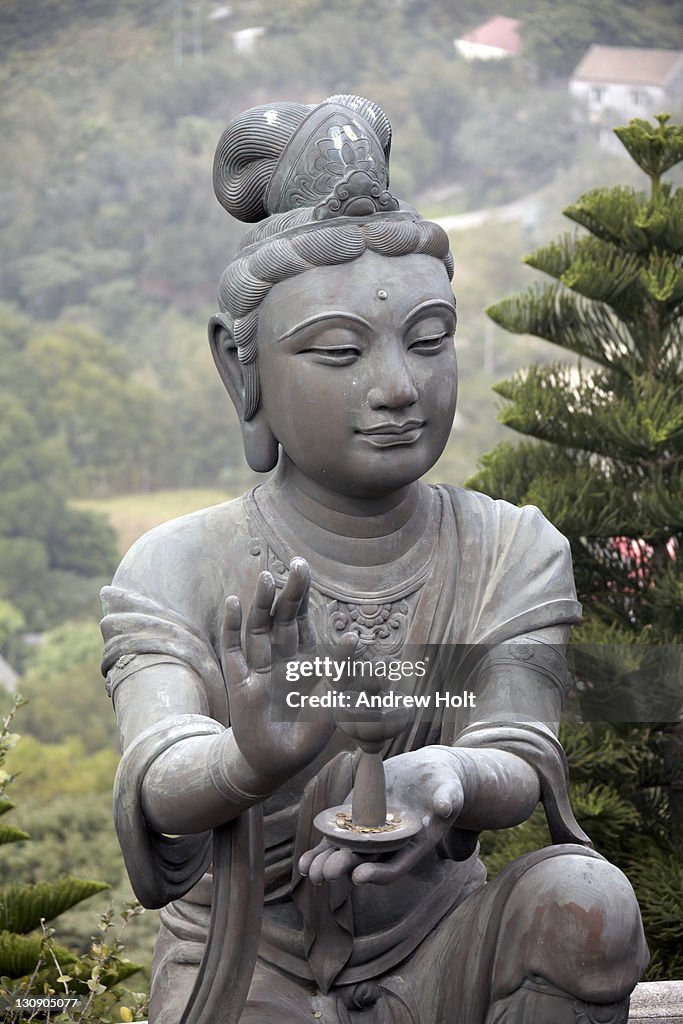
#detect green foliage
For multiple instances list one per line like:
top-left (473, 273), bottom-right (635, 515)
top-left (473, 115), bottom-right (683, 641)
top-left (615, 115), bottom-right (683, 183)
top-left (496, 366), bottom-right (683, 466)
top-left (0, 602), bottom-right (25, 653)
top-left (0, 929), bottom-right (77, 980)
top-left (0, 308), bottom-right (122, 630)
top-left (470, 116), bottom-right (683, 979)
top-left (0, 880), bottom-right (111, 936)
top-left (0, 825), bottom-right (31, 846)
top-left (12, 622), bottom-right (118, 754)
top-left (0, 907), bottom-right (149, 1023)
top-left (7, 738), bottom-right (118, 805)
top-left (0, 774), bottom-right (29, 845)
top-left (0, 698), bottom-right (145, 1016)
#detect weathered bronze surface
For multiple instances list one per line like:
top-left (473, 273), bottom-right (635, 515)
top-left (101, 96), bottom-right (649, 1023)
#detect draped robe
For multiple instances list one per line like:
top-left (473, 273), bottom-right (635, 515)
top-left (101, 484), bottom-right (588, 1023)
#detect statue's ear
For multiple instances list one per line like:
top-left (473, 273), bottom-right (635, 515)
top-left (208, 313), bottom-right (243, 416)
top-left (208, 313), bottom-right (278, 473)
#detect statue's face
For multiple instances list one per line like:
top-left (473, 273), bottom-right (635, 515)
top-left (256, 250), bottom-right (457, 498)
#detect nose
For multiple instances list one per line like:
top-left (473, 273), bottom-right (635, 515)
top-left (367, 351), bottom-right (419, 410)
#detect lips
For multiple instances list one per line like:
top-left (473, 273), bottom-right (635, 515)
top-left (356, 420), bottom-right (425, 447)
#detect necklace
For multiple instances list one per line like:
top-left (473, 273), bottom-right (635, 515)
top-left (242, 487), bottom-right (444, 658)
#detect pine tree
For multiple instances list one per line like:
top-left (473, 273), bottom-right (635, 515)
top-left (468, 115), bottom-right (683, 980)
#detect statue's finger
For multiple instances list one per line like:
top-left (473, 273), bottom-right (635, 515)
top-left (245, 571), bottom-right (276, 671)
top-left (307, 847), bottom-right (337, 886)
top-left (335, 632), bottom-right (360, 676)
top-left (272, 558), bottom-right (310, 648)
top-left (321, 849), bottom-right (363, 881)
top-left (351, 837), bottom-right (425, 886)
top-left (298, 839), bottom-right (332, 877)
top-left (221, 597), bottom-right (249, 689)
top-left (432, 782), bottom-right (463, 820)
top-left (222, 596), bottom-right (242, 652)
top-left (296, 585), bottom-right (317, 655)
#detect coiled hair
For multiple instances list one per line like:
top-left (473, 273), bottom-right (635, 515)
top-left (213, 97), bottom-right (454, 420)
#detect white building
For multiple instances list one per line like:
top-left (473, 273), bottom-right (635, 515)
top-left (570, 45), bottom-right (683, 125)
top-left (454, 16), bottom-right (522, 62)
top-left (231, 26), bottom-right (265, 54)
top-left (0, 654), bottom-right (18, 695)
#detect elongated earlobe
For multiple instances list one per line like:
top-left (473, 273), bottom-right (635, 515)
top-left (208, 313), bottom-right (279, 472)
top-left (242, 417), bottom-right (279, 472)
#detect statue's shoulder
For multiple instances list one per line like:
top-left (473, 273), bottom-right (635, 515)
top-left (437, 483), bottom-right (571, 556)
top-left (122, 493), bottom-right (247, 558)
top-left (434, 485), bottom-right (580, 632)
top-left (110, 493), bottom-right (250, 600)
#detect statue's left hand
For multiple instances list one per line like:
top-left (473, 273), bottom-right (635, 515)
top-left (298, 747), bottom-right (468, 885)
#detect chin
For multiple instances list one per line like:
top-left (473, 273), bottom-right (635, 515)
top-left (333, 456), bottom-right (440, 498)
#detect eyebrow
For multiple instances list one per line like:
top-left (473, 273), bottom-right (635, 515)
top-left (405, 298), bottom-right (456, 323)
top-left (278, 311), bottom-right (372, 341)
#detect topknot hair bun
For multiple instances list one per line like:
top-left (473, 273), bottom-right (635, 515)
top-left (324, 95), bottom-right (392, 162)
top-left (213, 101), bottom-right (311, 223)
top-left (213, 95), bottom-right (394, 224)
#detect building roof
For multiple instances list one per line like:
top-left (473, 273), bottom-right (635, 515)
top-left (572, 45), bottom-right (683, 87)
top-left (457, 16), bottom-right (522, 54)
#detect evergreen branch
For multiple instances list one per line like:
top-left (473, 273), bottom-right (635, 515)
top-left (0, 929), bottom-right (76, 982)
top-left (642, 464), bottom-right (683, 532)
top-left (0, 798), bottom-right (15, 817)
top-left (659, 315), bottom-right (683, 375)
top-left (564, 186), bottom-right (650, 252)
top-left (565, 179), bottom-right (683, 256)
top-left (487, 284), bottom-right (637, 372)
top-left (635, 184), bottom-right (683, 254)
top-left (614, 115), bottom-right (683, 182)
top-left (560, 236), bottom-right (643, 311)
top-left (640, 251), bottom-right (683, 305)
top-left (627, 846), bottom-right (683, 944)
top-left (569, 781), bottom-right (641, 833)
top-left (467, 440), bottom-right (559, 507)
top-left (525, 234), bottom-right (645, 322)
top-left (0, 879), bottom-right (110, 935)
top-left (0, 823), bottom-right (30, 845)
top-left (524, 233), bottom-right (576, 280)
top-left (469, 440), bottom-right (637, 536)
top-left (495, 365), bottom-right (683, 462)
top-left (560, 723), bottom-right (648, 783)
top-left (524, 465), bottom-right (638, 538)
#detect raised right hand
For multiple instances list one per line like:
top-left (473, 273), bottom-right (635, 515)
top-left (221, 557), bottom-right (357, 787)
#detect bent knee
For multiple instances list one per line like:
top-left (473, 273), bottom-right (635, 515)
top-left (491, 849), bottom-right (648, 1003)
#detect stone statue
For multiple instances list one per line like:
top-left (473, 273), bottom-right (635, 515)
top-left (101, 95), bottom-right (648, 1024)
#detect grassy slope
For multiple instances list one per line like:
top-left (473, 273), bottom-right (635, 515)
top-left (73, 488), bottom-right (235, 556)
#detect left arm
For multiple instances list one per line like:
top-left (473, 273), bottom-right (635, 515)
top-left (300, 627), bottom-right (580, 885)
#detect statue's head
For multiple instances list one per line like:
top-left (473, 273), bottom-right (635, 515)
top-left (209, 95), bottom-right (457, 498)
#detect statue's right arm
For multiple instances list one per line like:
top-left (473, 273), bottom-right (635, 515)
top-left (107, 555), bottom-right (347, 838)
top-left (114, 661), bottom-right (274, 836)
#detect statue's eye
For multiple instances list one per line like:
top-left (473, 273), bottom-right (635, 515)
top-left (302, 346), bottom-right (360, 365)
top-left (408, 334), bottom-right (447, 352)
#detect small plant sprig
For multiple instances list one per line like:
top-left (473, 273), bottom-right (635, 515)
top-left (0, 693), bottom-right (27, 798)
top-left (55, 901), bottom-right (148, 1023)
top-left (1, 903), bottom-right (148, 1023)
